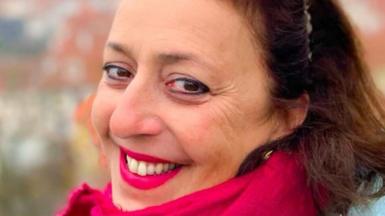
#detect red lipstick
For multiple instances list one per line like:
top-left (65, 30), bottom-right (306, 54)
top-left (121, 147), bottom-right (171, 163)
top-left (119, 147), bottom-right (182, 190)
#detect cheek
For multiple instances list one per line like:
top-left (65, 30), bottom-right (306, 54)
top-left (167, 104), bottom-right (243, 166)
top-left (91, 88), bottom-right (119, 149)
top-left (170, 94), bottom-right (273, 169)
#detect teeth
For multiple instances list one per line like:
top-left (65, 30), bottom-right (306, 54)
top-left (163, 164), bottom-right (169, 172)
top-left (147, 163), bottom-right (155, 175)
top-left (125, 155), bottom-right (178, 176)
top-left (137, 162), bottom-right (147, 176)
top-left (129, 158), bottom-right (138, 173)
top-left (155, 163), bottom-right (163, 175)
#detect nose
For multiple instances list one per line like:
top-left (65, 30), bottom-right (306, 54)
top-left (109, 76), bottom-right (165, 139)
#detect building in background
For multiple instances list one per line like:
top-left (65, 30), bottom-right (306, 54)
top-left (0, 1), bottom-right (116, 215)
top-left (0, 0), bottom-right (384, 216)
top-left (41, 1), bottom-right (112, 90)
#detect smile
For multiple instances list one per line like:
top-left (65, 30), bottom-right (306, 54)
top-left (119, 147), bottom-right (182, 190)
top-left (125, 155), bottom-right (178, 176)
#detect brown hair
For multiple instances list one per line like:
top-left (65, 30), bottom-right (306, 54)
top-left (230, 0), bottom-right (385, 214)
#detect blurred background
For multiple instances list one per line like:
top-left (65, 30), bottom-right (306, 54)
top-left (0, 0), bottom-right (384, 215)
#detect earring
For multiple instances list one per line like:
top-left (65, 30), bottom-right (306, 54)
top-left (263, 150), bottom-right (274, 160)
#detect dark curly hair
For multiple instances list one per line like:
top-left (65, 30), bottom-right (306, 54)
top-left (230, 0), bottom-right (385, 214)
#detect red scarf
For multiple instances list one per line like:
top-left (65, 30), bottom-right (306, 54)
top-left (57, 151), bottom-right (317, 216)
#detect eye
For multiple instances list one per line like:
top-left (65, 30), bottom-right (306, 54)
top-left (103, 64), bottom-right (133, 82)
top-left (165, 77), bottom-right (209, 95)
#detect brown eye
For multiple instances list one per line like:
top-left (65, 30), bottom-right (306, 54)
top-left (166, 78), bottom-right (209, 95)
top-left (103, 64), bottom-right (133, 81)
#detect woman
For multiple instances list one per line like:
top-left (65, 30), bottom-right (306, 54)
top-left (58, 0), bottom-right (385, 215)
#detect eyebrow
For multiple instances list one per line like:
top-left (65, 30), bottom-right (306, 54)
top-left (106, 42), bottom-right (217, 72)
top-left (107, 42), bottom-right (134, 58)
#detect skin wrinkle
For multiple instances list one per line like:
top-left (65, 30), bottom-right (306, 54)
top-left (90, 0), bottom-right (385, 214)
top-left (107, 41), bottom-right (225, 84)
top-left (92, 0), bottom-right (306, 211)
top-left (112, 0), bottom-right (229, 70)
top-left (106, 39), bottom-right (227, 91)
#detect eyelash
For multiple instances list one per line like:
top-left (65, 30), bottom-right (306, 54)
top-left (165, 77), bottom-right (209, 95)
top-left (102, 64), bottom-right (210, 99)
top-left (103, 64), bottom-right (134, 82)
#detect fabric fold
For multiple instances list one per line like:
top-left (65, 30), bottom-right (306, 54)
top-left (57, 151), bottom-right (316, 216)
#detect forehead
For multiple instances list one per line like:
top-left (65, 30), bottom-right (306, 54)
top-left (109, 0), bottom-right (258, 64)
top-left (113, 0), bottom-right (243, 35)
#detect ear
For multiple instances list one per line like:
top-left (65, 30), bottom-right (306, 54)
top-left (286, 93), bottom-right (309, 130)
top-left (272, 93), bottom-right (309, 139)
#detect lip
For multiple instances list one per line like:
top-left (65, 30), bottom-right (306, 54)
top-left (120, 147), bottom-right (172, 163)
top-left (119, 148), bottom-right (182, 190)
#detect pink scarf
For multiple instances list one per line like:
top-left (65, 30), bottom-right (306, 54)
top-left (57, 151), bottom-right (317, 216)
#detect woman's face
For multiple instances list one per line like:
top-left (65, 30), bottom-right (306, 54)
top-left (92, 0), bottom-right (287, 211)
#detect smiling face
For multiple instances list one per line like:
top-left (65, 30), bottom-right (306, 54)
top-left (92, 0), bottom-right (289, 211)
